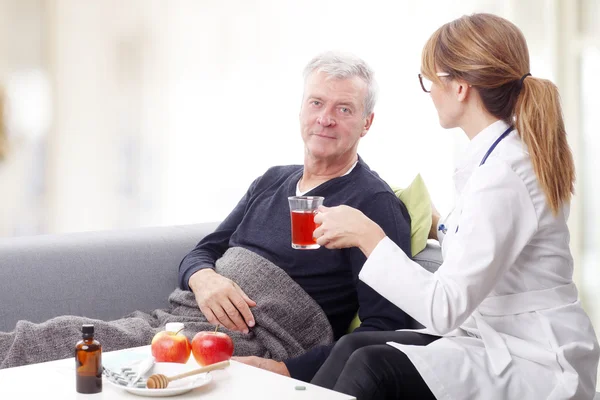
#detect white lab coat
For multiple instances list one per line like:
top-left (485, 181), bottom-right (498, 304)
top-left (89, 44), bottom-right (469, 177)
top-left (359, 120), bottom-right (599, 399)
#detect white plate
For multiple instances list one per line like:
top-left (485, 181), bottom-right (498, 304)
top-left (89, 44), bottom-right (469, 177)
top-left (105, 362), bottom-right (213, 397)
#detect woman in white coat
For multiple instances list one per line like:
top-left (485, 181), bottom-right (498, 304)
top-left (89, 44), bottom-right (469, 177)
top-left (310, 13), bottom-right (599, 400)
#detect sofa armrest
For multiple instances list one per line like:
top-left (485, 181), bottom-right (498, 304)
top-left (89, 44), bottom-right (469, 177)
top-left (0, 223), bottom-right (218, 332)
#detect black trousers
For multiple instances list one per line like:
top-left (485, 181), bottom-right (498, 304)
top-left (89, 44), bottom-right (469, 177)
top-left (311, 331), bottom-right (440, 400)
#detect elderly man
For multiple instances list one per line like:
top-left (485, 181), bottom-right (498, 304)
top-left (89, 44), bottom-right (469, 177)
top-left (179, 51), bottom-right (413, 381)
top-left (0, 52), bottom-right (411, 382)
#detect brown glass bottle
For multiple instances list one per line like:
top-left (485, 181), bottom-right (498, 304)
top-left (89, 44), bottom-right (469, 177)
top-left (75, 324), bottom-right (102, 394)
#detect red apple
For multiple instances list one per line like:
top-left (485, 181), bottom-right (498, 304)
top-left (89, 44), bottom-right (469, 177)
top-left (151, 329), bottom-right (191, 364)
top-left (191, 331), bottom-right (234, 366)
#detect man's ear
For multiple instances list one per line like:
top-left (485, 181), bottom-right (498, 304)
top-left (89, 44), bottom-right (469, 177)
top-left (455, 80), bottom-right (471, 103)
top-left (361, 113), bottom-right (375, 137)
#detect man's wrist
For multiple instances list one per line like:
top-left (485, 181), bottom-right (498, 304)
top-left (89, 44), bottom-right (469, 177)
top-left (188, 267), bottom-right (216, 291)
top-left (274, 361), bottom-right (291, 377)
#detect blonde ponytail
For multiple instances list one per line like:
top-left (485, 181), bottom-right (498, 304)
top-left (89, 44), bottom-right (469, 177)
top-left (515, 77), bottom-right (575, 214)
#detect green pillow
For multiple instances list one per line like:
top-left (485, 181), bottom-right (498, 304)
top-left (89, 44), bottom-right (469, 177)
top-left (348, 313), bottom-right (361, 333)
top-left (391, 174), bottom-right (432, 257)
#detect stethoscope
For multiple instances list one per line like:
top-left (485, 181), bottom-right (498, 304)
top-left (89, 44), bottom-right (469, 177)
top-left (438, 126), bottom-right (514, 236)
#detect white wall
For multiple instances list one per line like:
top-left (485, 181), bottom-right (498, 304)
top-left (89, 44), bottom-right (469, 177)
top-left (159, 0), bottom-right (489, 226)
top-left (45, 0), bottom-right (170, 232)
top-left (40, 0), bottom-right (571, 232)
top-left (0, 0), bottom-right (47, 236)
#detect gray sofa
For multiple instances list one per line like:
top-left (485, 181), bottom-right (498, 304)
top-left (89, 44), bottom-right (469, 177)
top-left (0, 222), bottom-right (442, 333)
top-left (0, 223), bottom-right (218, 332)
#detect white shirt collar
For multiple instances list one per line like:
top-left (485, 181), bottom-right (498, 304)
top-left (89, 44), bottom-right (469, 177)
top-left (456, 119), bottom-right (512, 171)
top-left (452, 120), bottom-right (513, 195)
top-left (296, 160), bottom-right (358, 196)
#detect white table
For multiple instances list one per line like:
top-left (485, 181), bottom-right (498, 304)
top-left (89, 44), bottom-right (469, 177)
top-left (0, 346), bottom-right (355, 399)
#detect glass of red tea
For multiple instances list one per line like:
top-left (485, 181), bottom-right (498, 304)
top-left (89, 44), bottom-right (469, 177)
top-left (287, 196), bottom-right (324, 249)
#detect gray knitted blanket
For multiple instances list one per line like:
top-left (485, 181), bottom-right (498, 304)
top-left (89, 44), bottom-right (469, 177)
top-left (0, 247), bottom-right (333, 369)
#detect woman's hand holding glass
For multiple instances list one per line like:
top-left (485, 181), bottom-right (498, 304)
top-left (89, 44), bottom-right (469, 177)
top-left (313, 205), bottom-right (386, 257)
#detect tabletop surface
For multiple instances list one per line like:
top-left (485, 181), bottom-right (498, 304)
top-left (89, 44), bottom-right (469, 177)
top-left (0, 345), bottom-right (355, 399)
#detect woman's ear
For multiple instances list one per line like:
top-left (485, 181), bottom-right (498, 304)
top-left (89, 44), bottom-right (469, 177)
top-left (454, 80), bottom-right (472, 103)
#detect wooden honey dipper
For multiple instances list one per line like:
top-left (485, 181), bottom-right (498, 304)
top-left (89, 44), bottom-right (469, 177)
top-left (146, 360), bottom-right (230, 389)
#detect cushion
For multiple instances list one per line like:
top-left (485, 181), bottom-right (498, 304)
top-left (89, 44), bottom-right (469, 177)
top-left (348, 313), bottom-right (361, 333)
top-left (391, 174), bottom-right (432, 257)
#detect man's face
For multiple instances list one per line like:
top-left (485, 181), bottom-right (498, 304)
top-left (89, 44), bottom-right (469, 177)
top-left (299, 72), bottom-right (373, 162)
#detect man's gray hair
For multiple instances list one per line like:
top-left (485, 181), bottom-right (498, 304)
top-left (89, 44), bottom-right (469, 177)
top-left (303, 51), bottom-right (378, 117)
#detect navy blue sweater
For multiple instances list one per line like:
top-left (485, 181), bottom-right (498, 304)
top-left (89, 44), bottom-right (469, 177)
top-left (179, 157), bottom-right (413, 381)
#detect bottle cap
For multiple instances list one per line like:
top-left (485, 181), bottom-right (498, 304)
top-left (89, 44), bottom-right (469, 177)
top-left (82, 324), bottom-right (94, 334)
top-left (165, 322), bottom-right (184, 333)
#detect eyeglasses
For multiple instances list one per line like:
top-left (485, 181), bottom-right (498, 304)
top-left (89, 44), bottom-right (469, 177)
top-left (418, 72), bottom-right (450, 93)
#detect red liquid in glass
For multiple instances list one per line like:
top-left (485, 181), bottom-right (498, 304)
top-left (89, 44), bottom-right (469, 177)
top-left (290, 210), bottom-right (319, 247)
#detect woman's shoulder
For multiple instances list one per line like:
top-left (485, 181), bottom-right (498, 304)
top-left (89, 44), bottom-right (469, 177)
top-left (481, 134), bottom-right (567, 223)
